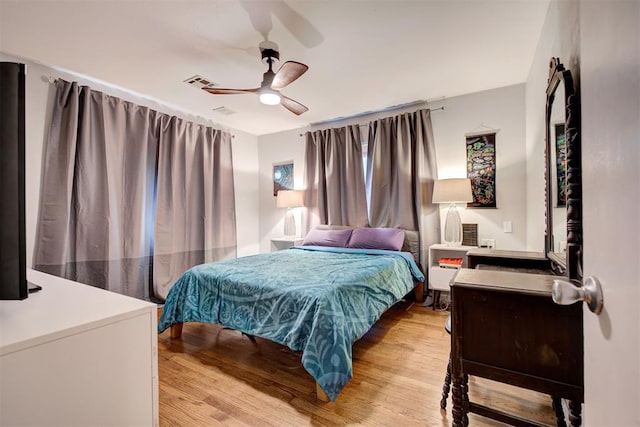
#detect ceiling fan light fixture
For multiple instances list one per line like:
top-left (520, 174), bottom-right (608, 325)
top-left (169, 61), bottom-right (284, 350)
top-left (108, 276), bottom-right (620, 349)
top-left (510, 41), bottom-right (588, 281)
top-left (205, 40), bottom-right (308, 114)
top-left (259, 90), bottom-right (281, 106)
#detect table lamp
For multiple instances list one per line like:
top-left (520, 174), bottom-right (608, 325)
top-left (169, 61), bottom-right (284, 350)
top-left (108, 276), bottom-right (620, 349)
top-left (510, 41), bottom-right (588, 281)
top-left (276, 190), bottom-right (304, 237)
top-left (432, 178), bottom-right (473, 246)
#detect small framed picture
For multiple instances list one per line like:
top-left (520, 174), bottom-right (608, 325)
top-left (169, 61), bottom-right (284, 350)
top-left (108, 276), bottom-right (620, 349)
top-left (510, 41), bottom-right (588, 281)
top-left (273, 161), bottom-right (294, 196)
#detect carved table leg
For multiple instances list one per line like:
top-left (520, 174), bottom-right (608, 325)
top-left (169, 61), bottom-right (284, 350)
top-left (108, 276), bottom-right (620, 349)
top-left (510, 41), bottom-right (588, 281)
top-left (452, 376), bottom-right (464, 426)
top-left (440, 358), bottom-right (452, 409)
top-left (461, 374), bottom-right (469, 426)
top-left (568, 400), bottom-right (582, 427)
top-left (552, 397), bottom-right (567, 427)
top-left (451, 375), bottom-right (469, 427)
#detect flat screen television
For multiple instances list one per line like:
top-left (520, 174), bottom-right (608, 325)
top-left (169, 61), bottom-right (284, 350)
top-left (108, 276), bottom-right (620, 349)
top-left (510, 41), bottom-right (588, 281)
top-left (0, 62), bottom-right (28, 300)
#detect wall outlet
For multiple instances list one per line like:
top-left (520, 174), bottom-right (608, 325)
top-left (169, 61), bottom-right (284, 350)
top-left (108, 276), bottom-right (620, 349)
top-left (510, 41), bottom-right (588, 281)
top-left (481, 238), bottom-right (496, 249)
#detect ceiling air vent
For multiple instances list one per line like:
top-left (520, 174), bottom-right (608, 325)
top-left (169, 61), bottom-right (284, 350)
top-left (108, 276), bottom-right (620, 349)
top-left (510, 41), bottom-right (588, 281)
top-left (183, 75), bottom-right (217, 90)
top-left (212, 106), bottom-right (236, 116)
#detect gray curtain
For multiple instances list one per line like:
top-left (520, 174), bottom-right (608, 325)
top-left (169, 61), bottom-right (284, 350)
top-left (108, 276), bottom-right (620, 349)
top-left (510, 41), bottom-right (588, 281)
top-left (153, 118), bottom-right (236, 300)
top-left (366, 109), bottom-right (440, 268)
top-left (34, 79), bottom-right (236, 301)
top-left (302, 126), bottom-right (368, 231)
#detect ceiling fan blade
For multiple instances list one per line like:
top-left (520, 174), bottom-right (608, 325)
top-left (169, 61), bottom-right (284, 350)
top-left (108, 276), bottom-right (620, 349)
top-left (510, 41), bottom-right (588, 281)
top-left (271, 61), bottom-right (309, 90)
top-left (203, 87), bottom-right (259, 95)
top-left (280, 95), bottom-right (308, 115)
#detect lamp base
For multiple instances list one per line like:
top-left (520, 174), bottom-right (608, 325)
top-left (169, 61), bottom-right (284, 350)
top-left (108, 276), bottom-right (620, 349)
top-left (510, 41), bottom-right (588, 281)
top-left (283, 208), bottom-right (296, 237)
top-left (443, 203), bottom-right (463, 246)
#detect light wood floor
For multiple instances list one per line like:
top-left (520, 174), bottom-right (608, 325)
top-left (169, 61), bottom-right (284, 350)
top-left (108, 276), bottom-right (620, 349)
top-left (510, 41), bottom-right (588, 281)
top-left (158, 301), bottom-right (556, 426)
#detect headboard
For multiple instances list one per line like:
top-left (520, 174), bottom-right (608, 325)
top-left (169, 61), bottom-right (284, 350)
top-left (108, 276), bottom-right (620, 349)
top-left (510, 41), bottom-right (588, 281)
top-left (314, 225), bottom-right (421, 268)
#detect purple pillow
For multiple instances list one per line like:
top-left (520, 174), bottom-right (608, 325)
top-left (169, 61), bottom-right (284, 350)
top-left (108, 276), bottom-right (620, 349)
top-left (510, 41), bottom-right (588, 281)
top-left (347, 227), bottom-right (405, 251)
top-left (302, 228), bottom-right (353, 248)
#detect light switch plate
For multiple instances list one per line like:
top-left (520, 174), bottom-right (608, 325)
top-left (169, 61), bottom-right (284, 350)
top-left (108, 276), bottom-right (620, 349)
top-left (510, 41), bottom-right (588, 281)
top-left (503, 221), bottom-right (513, 233)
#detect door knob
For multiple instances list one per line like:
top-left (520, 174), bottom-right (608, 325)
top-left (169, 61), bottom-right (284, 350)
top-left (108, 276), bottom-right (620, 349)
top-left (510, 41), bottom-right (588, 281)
top-left (552, 276), bottom-right (604, 315)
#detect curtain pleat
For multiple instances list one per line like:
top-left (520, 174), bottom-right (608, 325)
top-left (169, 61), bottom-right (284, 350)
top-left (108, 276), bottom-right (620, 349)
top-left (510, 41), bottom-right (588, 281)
top-left (34, 79), bottom-right (236, 301)
top-left (34, 81), bottom-right (159, 299)
top-left (153, 117), bottom-right (236, 300)
top-left (302, 126), bottom-right (368, 231)
top-left (366, 109), bottom-right (440, 268)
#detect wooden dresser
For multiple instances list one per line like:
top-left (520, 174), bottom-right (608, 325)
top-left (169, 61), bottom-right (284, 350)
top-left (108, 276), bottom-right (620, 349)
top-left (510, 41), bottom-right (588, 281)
top-left (450, 268), bottom-right (583, 427)
top-left (466, 248), bottom-right (552, 272)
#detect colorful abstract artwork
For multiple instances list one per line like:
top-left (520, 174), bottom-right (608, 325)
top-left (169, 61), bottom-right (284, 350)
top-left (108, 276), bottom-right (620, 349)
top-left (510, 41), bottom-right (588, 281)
top-left (554, 123), bottom-right (567, 207)
top-left (466, 133), bottom-right (496, 208)
top-left (273, 162), bottom-right (294, 196)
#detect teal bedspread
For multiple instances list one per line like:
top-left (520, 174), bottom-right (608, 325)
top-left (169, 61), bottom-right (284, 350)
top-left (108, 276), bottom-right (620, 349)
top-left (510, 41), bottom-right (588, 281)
top-left (158, 246), bottom-right (424, 401)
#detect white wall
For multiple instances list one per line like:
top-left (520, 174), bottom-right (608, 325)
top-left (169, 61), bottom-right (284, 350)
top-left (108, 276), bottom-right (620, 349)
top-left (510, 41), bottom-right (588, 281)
top-left (429, 84), bottom-right (528, 250)
top-left (525, 0), bottom-right (580, 252)
top-left (257, 129), bottom-right (307, 253)
top-left (0, 53), bottom-right (260, 267)
top-left (258, 84), bottom-right (529, 253)
top-left (232, 132), bottom-right (260, 257)
top-left (0, 1), bottom-right (3, 50)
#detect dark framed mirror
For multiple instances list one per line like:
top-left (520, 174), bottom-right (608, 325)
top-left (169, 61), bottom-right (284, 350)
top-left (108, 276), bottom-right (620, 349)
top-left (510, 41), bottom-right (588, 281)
top-left (545, 57), bottom-right (582, 280)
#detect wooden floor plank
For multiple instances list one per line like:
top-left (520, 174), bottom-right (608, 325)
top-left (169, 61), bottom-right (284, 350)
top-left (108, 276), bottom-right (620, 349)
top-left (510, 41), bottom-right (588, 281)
top-left (158, 302), bottom-right (556, 426)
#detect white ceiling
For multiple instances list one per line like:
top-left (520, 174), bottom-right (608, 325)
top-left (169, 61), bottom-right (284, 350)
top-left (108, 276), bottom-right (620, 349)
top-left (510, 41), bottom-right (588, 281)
top-left (0, 0), bottom-right (549, 136)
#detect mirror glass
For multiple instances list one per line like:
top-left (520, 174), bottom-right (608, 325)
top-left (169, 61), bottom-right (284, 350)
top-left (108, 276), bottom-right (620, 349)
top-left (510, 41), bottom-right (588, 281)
top-left (549, 82), bottom-right (567, 256)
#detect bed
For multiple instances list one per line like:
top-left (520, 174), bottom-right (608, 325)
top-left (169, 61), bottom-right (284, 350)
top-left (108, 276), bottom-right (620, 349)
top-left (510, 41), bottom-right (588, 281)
top-left (158, 227), bottom-right (424, 402)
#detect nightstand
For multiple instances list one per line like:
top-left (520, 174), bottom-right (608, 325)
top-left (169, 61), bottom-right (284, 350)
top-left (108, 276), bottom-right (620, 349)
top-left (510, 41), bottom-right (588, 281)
top-left (271, 237), bottom-right (304, 252)
top-left (428, 244), bottom-right (476, 309)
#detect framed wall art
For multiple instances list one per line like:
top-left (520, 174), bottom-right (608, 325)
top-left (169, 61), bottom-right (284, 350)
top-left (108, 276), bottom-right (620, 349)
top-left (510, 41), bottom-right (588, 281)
top-left (466, 132), bottom-right (496, 208)
top-left (273, 161), bottom-right (294, 196)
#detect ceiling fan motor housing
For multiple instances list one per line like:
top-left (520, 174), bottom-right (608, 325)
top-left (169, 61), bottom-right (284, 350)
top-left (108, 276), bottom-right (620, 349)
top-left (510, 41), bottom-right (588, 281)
top-left (259, 40), bottom-right (280, 64)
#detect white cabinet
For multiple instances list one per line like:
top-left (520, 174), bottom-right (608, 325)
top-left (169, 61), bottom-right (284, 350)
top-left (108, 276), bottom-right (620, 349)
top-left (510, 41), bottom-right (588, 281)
top-left (0, 269), bottom-right (158, 427)
top-left (428, 244), bottom-right (476, 292)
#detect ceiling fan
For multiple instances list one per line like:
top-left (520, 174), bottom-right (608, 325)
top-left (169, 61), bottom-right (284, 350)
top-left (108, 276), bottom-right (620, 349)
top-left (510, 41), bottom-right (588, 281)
top-left (203, 41), bottom-right (309, 115)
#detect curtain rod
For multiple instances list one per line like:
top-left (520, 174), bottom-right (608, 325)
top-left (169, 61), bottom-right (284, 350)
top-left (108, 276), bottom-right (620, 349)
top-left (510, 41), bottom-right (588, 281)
top-left (311, 101), bottom-right (443, 126)
top-left (298, 106), bottom-right (445, 137)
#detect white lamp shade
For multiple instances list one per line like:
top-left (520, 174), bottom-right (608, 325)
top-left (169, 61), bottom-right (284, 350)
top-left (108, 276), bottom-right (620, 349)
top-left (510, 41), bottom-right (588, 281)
top-left (276, 190), bottom-right (304, 208)
top-left (432, 178), bottom-right (473, 204)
